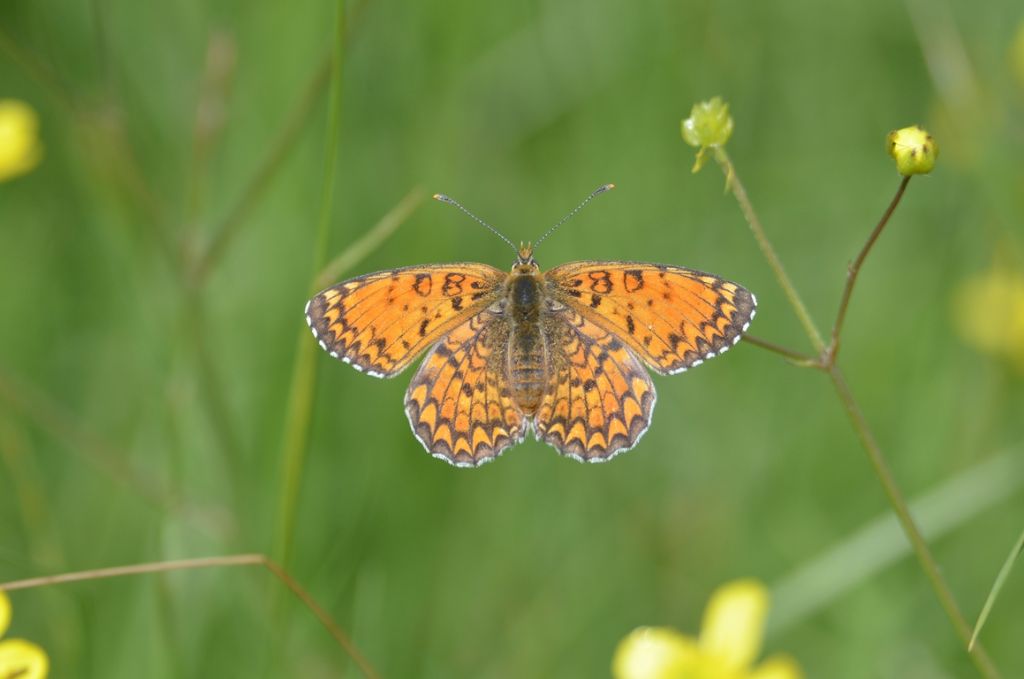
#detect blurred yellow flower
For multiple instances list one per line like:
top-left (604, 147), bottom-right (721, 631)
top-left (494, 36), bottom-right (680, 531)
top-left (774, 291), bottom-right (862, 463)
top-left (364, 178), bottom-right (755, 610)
top-left (1011, 20), bottom-right (1024, 89)
top-left (612, 579), bottom-right (802, 679)
top-left (0, 99), bottom-right (43, 182)
top-left (682, 97), bottom-right (734, 172)
top-left (952, 265), bottom-right (1024, 372)
top-left (0, 589), bottom-right (49, 679)
top-left (613, 627), bottom-right (697, 679)
top-left (886, 125), bottom-right (937, 176)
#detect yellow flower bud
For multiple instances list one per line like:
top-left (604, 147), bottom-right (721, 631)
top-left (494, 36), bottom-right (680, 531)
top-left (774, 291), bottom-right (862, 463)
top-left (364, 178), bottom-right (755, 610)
top-left (682, 97), bottom-right (735, 172)
top-left (886, 125), bottom-right (938, 176)
top-left (0, 99), bottom-right (43, 182)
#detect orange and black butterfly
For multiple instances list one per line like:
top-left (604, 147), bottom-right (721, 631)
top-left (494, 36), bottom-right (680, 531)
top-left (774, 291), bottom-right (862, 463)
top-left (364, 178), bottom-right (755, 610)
top-left (305, 185), bottom-right (756, 467)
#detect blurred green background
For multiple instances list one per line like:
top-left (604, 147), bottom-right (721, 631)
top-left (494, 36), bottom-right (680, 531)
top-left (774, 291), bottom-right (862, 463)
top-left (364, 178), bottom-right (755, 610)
top-left (2, 0), bottom-right (1023, 676)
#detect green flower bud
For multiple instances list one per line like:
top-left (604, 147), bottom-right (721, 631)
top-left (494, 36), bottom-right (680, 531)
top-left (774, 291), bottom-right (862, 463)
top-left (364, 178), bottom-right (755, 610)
top-left (681, 97), bottom-right (734, 172)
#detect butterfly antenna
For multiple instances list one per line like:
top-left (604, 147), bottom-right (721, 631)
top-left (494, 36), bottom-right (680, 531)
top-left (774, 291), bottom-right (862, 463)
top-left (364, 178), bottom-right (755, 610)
top-left (533, 183), bottom-right (615, 249)
top-left (433, 193), bottom-right (518, 254)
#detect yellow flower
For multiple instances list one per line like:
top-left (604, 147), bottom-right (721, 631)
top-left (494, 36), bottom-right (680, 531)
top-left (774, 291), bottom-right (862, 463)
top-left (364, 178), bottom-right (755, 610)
top-left (1011, 21), bottom-right (1024, 89)
top-left (886, 125), bottom-right (938, 176)
top-left (612, 579), bottom-right (802, 679)
top-left (681, 97), bottom-right (734, 172)
top-left (613, 627), bottom-right (698, 679)
top-left (952, 264), bottom-right (1024, 372)
top-left (0, 99), bottom-right (43, 182)
top-left (0, 589), bottom-right (49, 679)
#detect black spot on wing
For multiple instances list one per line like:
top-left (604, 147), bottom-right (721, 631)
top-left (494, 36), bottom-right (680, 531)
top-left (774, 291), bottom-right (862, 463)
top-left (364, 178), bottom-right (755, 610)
top-left (414, 273), bottom-right (432, 296)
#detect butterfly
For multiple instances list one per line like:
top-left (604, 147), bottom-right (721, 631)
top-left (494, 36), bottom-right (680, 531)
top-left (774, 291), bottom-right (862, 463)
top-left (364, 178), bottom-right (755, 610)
top-left (305, 185), bottom-right (756, 467)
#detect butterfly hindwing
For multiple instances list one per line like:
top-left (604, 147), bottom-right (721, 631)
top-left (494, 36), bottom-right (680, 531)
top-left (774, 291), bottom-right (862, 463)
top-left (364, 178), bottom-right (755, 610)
top-left (536, 308), bottom-right (656, 461)
top-left (305, 263), bottom-right (506, 377)
top-left (544, 262), bottom-right (756, 375)
top-left (404, 311), bottom-right (525, 466)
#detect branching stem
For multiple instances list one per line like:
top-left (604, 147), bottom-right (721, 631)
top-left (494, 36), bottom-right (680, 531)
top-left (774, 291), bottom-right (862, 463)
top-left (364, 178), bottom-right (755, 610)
top-left (710, 148), bottom-right (1000, 677)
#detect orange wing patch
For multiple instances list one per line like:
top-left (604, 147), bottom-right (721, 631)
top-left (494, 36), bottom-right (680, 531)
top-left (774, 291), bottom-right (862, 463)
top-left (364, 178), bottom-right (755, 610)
top-left (545, 262), bottom-right (756, 375)
top-left (405, 311), bottom-right (525, 467)
top-left (536, 309), bottom-right (655, 462)
top-left (306, 264), bottom-right (505, 377)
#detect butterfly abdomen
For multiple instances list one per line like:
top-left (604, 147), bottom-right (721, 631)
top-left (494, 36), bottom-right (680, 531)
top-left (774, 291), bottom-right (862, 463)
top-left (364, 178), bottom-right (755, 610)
top-left (508, 271), bottom-right (547, 414)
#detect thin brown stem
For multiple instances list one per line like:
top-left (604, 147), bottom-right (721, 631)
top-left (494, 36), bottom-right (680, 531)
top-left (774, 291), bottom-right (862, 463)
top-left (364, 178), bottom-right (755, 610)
top-left (827, 367), bottom-right (1000, 678)
top-left (0, 554), bottom-right (380, 679)
top-left (262, 559), bottom-right (380, 679)
top-left (0, 554), bottom-right (261, 591)
top-left (709, 147), bottom-right (1000, 676)
top-left (741, 334), bottom-right (817, 366)
top-left (825, 176), bottom-right (911, 365)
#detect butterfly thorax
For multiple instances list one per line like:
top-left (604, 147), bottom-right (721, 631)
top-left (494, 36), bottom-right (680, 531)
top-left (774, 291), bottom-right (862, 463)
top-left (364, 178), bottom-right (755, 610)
top-left (506, 263), bottom-right (548, 415)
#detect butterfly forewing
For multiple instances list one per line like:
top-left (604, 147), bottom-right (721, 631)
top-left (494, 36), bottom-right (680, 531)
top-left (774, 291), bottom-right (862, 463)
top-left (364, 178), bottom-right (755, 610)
top-left (544, 262), bottom-right (756, 375)
top-left (305, 263), bottom-right (506, 377)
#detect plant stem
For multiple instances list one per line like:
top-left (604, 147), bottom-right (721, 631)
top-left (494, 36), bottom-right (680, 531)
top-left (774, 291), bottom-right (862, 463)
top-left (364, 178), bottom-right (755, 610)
top-left (0, 554), bottom-right (380, 679)
top-left (828, 367), bottom-right (1000, 678)
top-left (710, 148), bottom-right (1000, 676)
top-left (741, 334), bottom-right (817, 365)
top-left (272, 185), bottom-right (422, 568)
top-left (826, 176), bottom-right (911, 364)
top-left (713, 147), bottom-right (826, 352)
top-left (970, 526), bottom-right (1024, 651)
top-left (273, 0), bottom-right (347, 570)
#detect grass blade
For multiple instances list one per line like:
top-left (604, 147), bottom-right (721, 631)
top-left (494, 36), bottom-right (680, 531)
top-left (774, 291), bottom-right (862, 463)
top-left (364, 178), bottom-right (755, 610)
top-left (969, 526), bottom-right (1024, 651)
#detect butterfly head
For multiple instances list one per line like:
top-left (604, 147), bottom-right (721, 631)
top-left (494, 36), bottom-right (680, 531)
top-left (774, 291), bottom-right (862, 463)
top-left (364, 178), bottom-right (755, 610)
top-left (514, 241), bottom-right (538, 271)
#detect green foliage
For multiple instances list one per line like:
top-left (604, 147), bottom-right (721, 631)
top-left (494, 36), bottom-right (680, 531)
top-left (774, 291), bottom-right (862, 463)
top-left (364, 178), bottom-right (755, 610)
top-left (1, 0), bottom-right (1023, 677)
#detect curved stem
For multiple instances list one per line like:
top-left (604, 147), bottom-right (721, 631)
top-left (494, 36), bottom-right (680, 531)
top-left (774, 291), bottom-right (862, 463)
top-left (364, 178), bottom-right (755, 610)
top-left (826, 176), bottom-right (911, 364)
top-left (708, 148), bottom-right (1001, 676)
